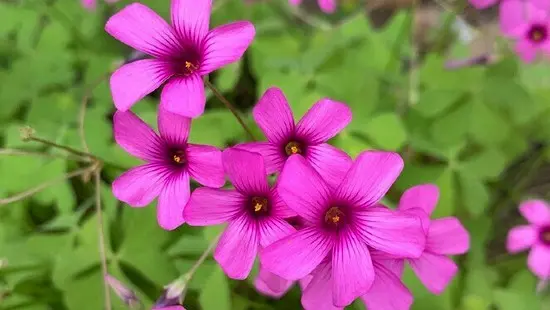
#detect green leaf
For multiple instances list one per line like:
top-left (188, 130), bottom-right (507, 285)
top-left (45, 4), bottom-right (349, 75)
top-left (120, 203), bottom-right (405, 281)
top-left (430, 102), bottom-right (472, 147)
top-left (189, 110), bottom-right (245, 147)
top-left (468, 100), bottom-right (510, 146)
top-left (433, 168), bottom-right (456, 218)
top-left (493, 289), bottom-right (541, 310)
top-left (460, 148), bottom-right (507, 180)
top-left (457, 171), bottom-right (490, 217)
top-left (414, 89), bottom-right (463, 118)
top-left (199, 267), bottom-right (231, 310)
top-left (363, 113), bottom-right (407, 150)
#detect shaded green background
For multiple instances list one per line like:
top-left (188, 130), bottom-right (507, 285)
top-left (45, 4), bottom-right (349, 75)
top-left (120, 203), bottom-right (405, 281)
top-left (2, 0), bottom-right (550, 309)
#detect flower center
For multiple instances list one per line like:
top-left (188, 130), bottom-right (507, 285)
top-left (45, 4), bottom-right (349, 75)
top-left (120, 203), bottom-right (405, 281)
top-left (181, 60), bottom-right (199, 75)
top-left (171, 150), bottom-right (186, 165)
top-left (528, 24), bottom-right (547, 43)
top-left (540, 226), bottom-right (550, 245)
top-left (324, 207), bottom-right (345, 227)
top-left (251, 196), bottom-right (269, 214)
top-left (284, 141), bottom-right (303, 156)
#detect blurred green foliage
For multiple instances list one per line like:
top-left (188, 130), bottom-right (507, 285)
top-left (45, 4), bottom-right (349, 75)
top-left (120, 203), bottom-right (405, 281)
top-left (2, 0), bottom-right (550, 309)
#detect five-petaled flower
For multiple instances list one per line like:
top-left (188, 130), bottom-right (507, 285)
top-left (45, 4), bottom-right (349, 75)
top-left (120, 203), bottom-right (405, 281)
top-left (500, 0), bottom-right (550, 62)
top-left (260, 152), bottom-right (426, 307)
top-left (112, 108), bottom-right (225, 230)
top-left (289, 0), bottom-right (337, 14)
top-left (507, 200), bottom-right (550, 279)
top-left (105, 0), bottom-right (255, 118)
top-left (236, 87), bottom-right (352, 189)
top-left (183, 149), bottom-right (297, 279)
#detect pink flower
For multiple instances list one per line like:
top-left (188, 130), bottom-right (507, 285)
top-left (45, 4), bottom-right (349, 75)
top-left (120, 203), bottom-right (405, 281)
top-left (260, 152), bottom-right (426, 307)
top-left (81, 0), bottom-right (119, 11)
top-left (469, 0), bottom-right (498, 9)
top-left (290, 0), bottom-right (337, 14)
top-left (183, 149), bottom-right (296, 279)
top-left (105, 0), bottom-right (255, 118)
top-left (236, 87), bottom-right (352, 189)
top-left (500, 0), bottom-right (550, 62)
top-left (255, 265), bottom-right (312, 299)
top-left (507, 200), bottom-right (550, 279)
top-left (399, 185), bottom-right (470, 294)
top-left (112, 109), bottom-right (224, 230)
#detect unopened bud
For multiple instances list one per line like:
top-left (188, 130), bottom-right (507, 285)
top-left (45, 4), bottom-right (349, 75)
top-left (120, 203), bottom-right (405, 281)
top-left (104, 274), bottom-right (141, 308)
top-left (153, 275), bottom-right (189, 308)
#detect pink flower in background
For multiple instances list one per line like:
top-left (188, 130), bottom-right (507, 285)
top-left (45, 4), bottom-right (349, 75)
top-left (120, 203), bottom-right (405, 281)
top-left (399, 185), bottom-right (470, 294)
top-left (81, 0), bottom-right (119, 11)
top-left (507, 200), bottom-right (550, 279)
top-left (500, 0), bottom-right (550, 62)
top-left (469, 0), bottom-right (498, 9)
top-left (290, 0), bottom-right (337, 14)
top-left (255, 266), bottom-right (313, 299)
top-left (105, 0), bottom-right (255, 118)
top-left (112, 109), bottom-right (224, 230)
top-left (236, 87), bottom-right (352, 189)
top-left (183, 149), bottom-right (296, 279)
top-left (260, 152), bottom-right (426, 307)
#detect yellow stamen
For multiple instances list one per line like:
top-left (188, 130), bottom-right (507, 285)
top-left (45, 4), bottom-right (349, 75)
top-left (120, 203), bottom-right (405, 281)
top-left (331, 215), bottom-right (340, 224)
top-left (173, 155), bottom-right (182, 163)
top-left (285, 141), bottom-right (302, 156)
top-left (254, 203), bottom-right (263, 212)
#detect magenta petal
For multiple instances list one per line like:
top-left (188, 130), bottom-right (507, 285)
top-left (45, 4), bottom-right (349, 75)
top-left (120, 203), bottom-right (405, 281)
top-left (499, 0), bottom-right (529, 37)
top-left (234, 142), bottom-right (285, 174)
top-left (261, 227), bottom-right (333, 280)
top-left (506, 225), bottom-right (537, 253)
top-left (277, 155), bottom-right (331, 224)
top-left (110, 60), bottom-right (173, 112)
top-left (112, 164), bottom-right (169, 207)
top-left (289, 0), bottom-right (302, 5)
top-left (426, 217), bottom-right (470, 255)
top-left (157, 172), bottom-right (189, 230)
top-left (214, 214), bottom-right (259, 279)
top-left (355, 206), bottom-right (426, 258)
top-left (161, 75), bottom-right (206, 118)
top-left (398, 184), bottom-right (439, 216)
top-left (469, 0), bottom-right (498, 9)
top-left (105, 3), bottom-right (181, 58)
top-left (171, 0), bottom-right (211, 44)
top-left (113, 110), bottom-right (163, 161)
top-left (370, 252), bottom-right (406, 277)
top-left (252, 88), bottom-right (295, 144)
top-left (200, 21), bottom-right (256, 75)
top-left (81, 0), bottom-right (96, 10)
top-left (222, 148), bottom-right (269, 195)
top-left (258, 218), bottom-right (296, 248)
top-left (183, 188), bottom-right (245, 225)
top-left (270, 186), bottom-right (297, 218)
top-left (255, 267), bottom-right (294, 298)
top-left (187, 144), bottom-right (225, 188)
top-left (302, 263), bottom-right (343, 310)
top-left (158, 107), bottom-right (191, 146)
top-left (520, 200), bottom-right (550, 225)
top-left (361, 261), bottom-right (413, 310)
top-left (306, 143), bottom-right (352, 189)
top-left (528, 244), bottom-right (550, 278)
top-left (318, 0), bottom-right (337, 13)
top-left (409, 252), bottom-right (458, 294)
top-left (515, 40), bottom-right (538, 63)
top-left (295, 99), bottom-right (351, 144)
top-left (332, 229), bottom-right (374, 307)
top-left (155, 307), bottom-right (185, 310)
top-left (336, 151), bottom-right (404, 208)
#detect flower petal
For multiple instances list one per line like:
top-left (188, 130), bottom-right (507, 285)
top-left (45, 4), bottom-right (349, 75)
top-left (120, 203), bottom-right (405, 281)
top-left (515, 40), bottom-right (538, 63)
top-left (318, 0), bottom-right (337, 13)
top-left (306, 143), bottom-right (352, 189)
top-left (336, 151), bottom-right (404, 208)
top-left (234, 142), bottom-right (285, 174)
top-left (408, 252), bottom-right (458, 294)
top-left (113, 110), bottom-right (164, 161)
top-left (332, 229), bottom-right (374, 307)
top-left (214, 214), bottom-right (259, 279)
top-left (469, 0), bottom-right (498, 9)
top-left (528, 244), bottom-right (550, 278)
top-left (183, 188), bottom-right (244, 225)
top-left (110, 60), bottom-right (173, 112)
top-left (222, 148), bottom-right (269, 195)
top-left (270, 186), bottom-right (297, 218)
top-left (105, 3), bottom-right (181, 58)
top-left (251, 87), bottom-right (295, 144)
top-left (161, 75), bottom-right (206, 118)
top-left (259, 217), bottom-right (296, 248)
top-left (426, 217), bottom-right (470, 255)
top-left (302, 262), bottom-right (343, 310)
top-left (158, 107), bottom-right (191, 146)
top-left (289, 0), bottom-right (302, 5)
top-left (112, 164), bottom-right (170, 207)
top-left (157, 172), bottom-right (189, 230)
top-left (506, 225), bottom-right (537, 253)
top-left (187, 144), bottom-right (225, 188)
top-left (261, 226), bottom-right (333, 280)
top-left (361, 261), bottom-right (413, 310)
top-left (398, 184), bottom-right (439, 216)
top-left (520, 200), bottom-right (550, 226)
top-left (355, 206), bottom-right (426, 258)
top-left (255, 266), bottom-right (294, 299)
top-left (277, 155), bottom-right (331, 224)
top-left (170, 0), bottom-right (211, 44)
top-left (295, 98), bottom-right (351, 145)
top-left (81, 0), bottom-right (96, 10)
top-left (499, 0), bottom-right (529, 37)
top-left (200, 21), bottom-right (256, 75)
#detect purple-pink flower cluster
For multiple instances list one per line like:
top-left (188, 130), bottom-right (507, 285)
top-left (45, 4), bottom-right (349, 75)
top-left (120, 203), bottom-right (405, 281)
top-left (106, 0), bottom-right (470, 308)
